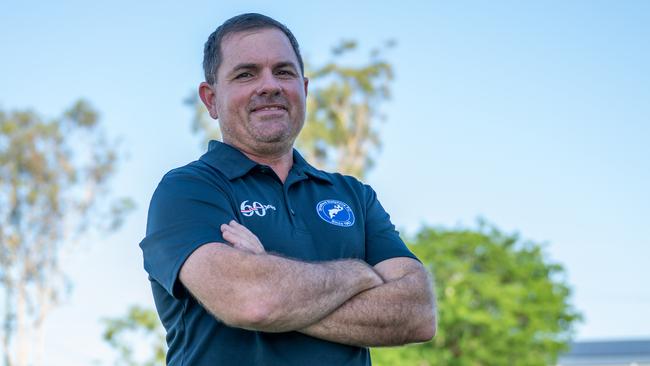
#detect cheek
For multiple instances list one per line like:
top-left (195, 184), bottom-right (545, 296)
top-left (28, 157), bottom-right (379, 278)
top-left (293, 86), bottom-right (307, 107)
top-left (216, 87), bottom-right (247, 110)
top-left (214, 94), bottom-right (227, 116)
top-left (226, 93), bottom-right (250, 114)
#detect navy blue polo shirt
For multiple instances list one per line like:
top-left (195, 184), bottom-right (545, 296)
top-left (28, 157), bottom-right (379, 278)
top-left (140, 140), bottom-right (417, 366)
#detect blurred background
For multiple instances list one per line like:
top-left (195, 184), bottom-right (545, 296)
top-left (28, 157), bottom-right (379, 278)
top-left (1, 1), bottom-right (648, 365)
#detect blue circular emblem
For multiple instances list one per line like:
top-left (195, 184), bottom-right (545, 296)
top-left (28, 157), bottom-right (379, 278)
top-left (316, 200), bottom-right (355, 227)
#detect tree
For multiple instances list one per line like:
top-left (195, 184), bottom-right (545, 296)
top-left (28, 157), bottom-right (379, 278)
top-left (188, 39), bottom-right (394, 179)
top-left (107, 221), bottom-right (581, 366)
top-left (105, 37), bottom-right (583, 364)
top-left (370, 222), bottom-right (582, 366)
top-left (184, 92), bottom-right (222, 149)
top-left (299, 40), bottom-right (394, 178)
top-left (101, 305), bottom-right (166, 366)
top-left (0, 101), bottom-right (132, 366)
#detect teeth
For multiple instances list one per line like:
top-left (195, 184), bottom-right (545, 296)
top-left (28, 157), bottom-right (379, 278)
top-left (258, 106), bottom-right (282, 111)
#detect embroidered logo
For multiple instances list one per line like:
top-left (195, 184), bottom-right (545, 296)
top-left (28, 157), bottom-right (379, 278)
top-left (240, 200), bottom-right (276, 217)
top-left (316, 200), bottom-right (355, 227)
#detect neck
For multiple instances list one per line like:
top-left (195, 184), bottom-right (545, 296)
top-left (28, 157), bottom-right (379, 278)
top-left (234, 144), bottom-right (294, 183)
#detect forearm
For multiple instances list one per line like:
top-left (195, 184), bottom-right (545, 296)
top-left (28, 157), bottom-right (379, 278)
top-left (180, 243), bottom-right (383, 332)
top-left (249, 252), bottom-right (384, 331)
top-left (300, 266), bottom-right (436, 347)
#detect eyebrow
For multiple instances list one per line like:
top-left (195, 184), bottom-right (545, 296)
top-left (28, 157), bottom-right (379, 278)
top-left (230, 63), bottom-right (258, 73)
top-left (274, 62), bottom-right (298, 71)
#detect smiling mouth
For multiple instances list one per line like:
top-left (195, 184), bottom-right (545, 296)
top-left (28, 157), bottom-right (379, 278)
top-left (251, 105), bottom-right (287, 112)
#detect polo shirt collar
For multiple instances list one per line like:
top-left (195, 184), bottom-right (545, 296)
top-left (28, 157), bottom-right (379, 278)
top-left (291, 149), bottom-right (333, 184)
top-left (199, 140), bottom-right (258, 180)
top-left (199, 140), bottom-right (333, 185)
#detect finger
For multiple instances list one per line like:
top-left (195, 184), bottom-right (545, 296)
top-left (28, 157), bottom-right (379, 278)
top-left (221, 225), bottom-right (249, 244)
top-left (221, 230), bottom-right (238, 245)
top-left (222, 223), bottom-right (250, 240)
top-left (229, 220), bottom-right (253, 234)
top-left (225, 221), bottom-right (248, 236)
top-left (223, 225), bottom-right (257, 247)
top-left (220, 223), bottom-right (231, 234)
top-left (222, 231), bottom-right (257, 252)
top-left (222, 228), bottom-right (249, 246)
top-left (221, 223), bottom-right (238, 235)
top-left (228, 221), bottom-right (261, 244)
top-left (223, 221), bottom-right (264, 253)
top-left (222, 225), bottom-right (250, 245)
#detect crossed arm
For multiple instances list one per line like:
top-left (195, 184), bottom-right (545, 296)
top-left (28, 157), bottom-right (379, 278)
top-left (179, 221), bottom-right (436, 347)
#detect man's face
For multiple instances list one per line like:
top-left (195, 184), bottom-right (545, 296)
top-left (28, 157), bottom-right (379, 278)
top-left (210, 28), bottom-right (308, 155)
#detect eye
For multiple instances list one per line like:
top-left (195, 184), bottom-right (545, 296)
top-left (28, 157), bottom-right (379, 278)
top-left (235, 72), bottom-right (253, 79)
top-left (276, 69), bottom-right (295, 77)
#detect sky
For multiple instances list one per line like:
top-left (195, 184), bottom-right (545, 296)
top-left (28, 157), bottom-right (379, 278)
top-left (1, 0), bottom-right (649, 364)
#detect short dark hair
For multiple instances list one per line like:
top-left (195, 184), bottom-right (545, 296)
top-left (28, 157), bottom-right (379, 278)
top-left (202, 13), bottom-right (304, 84)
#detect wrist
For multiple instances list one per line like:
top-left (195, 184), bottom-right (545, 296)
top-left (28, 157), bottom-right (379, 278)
top-left (348, 260), bottom-right (384, 289)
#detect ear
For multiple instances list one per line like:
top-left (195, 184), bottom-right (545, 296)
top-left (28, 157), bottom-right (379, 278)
top-left (303, 77), bottom-right (309, 97)
top-left (198, 82), bottom-right (219, 119)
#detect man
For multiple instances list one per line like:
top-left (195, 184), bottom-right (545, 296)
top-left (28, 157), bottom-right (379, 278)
top-left (140, 13), bottom-right (436, 366)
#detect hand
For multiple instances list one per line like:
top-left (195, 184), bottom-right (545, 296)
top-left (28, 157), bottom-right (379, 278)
top-left (220, 220), bottom-right (265, 254)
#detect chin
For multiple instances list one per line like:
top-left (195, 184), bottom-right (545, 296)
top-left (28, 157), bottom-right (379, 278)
top-left (256, 133), bottom-right (291, 144)
top-left (251, 125), bottom-right (294, 142)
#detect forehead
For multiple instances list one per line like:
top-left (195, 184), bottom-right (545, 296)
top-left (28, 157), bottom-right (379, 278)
top-left (219, 28), bottom-right (298, 72)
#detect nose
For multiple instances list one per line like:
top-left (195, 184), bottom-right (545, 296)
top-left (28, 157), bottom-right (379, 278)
top-left (255, 70), bottom-right (282, 96)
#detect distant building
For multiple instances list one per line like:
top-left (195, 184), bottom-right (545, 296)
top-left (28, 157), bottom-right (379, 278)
top-left (558, 340), bottom-right (650, 366)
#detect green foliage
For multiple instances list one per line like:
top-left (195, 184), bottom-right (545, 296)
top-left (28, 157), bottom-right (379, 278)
top-left (140, 39), bottom-right (581, 366)
top-left (103, 223), bottom-right (580, 366)
top-left (371, 222), bottom-right (582, 366)
top-left (184, 92), bottom-right (221, 147)
top-left (188, 39), bottom-right (394, 179)
top-left (102, 306), bottom-right (167, 366)
top-left (299, 40), bottom-right (393, 178)
top-left (0, 101), bottom-right (133, 364)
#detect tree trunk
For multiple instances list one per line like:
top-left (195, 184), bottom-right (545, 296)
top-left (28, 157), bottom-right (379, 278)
top-left (2, 282), bottom-right (14, 366)
top-left (33, 284), bottom-right (52, 366)
top-left (15, 279), bottom-right (28, 366)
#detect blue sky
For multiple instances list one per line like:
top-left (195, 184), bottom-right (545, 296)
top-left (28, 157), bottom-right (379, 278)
top-left (2, 1), bottom-right (649, 364)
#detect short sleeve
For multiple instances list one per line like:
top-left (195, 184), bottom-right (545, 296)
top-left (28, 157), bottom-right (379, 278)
top-left (139, 165), bottom-right (235, 298)
top-left (363, 185), bottom-right (419, 266)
